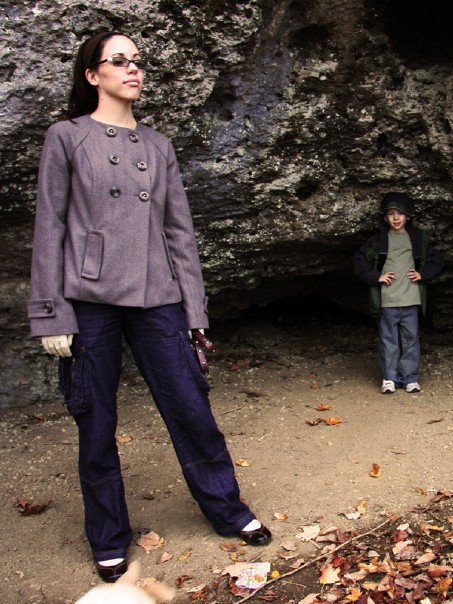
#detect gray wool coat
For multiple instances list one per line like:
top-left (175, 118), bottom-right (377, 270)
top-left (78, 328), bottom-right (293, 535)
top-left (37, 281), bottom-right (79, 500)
top-left (28, 115), bottom-right (209, 337)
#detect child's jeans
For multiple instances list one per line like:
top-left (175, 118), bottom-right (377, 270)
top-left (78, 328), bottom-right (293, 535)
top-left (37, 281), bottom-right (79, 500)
top-left (378, 305), bottom-right (420, 386)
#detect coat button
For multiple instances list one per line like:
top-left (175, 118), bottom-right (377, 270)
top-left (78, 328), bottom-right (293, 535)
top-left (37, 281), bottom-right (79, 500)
top-left (129, 133), bottom-right (139, 143)
top-left (44, 302), bottom-right (53, 314)
top-left (106, 127), bottom-right (117, 137)
top-left (137, 161), bottom-right (147, 171)
top-left (109, 155), bottom-right (120, 165)
top-left (139, 191), bottom-right (150, 202)
top-left (110, 187), bottom-right (121, 198)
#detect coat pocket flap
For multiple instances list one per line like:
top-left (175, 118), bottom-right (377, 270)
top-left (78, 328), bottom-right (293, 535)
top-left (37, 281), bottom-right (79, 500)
top-left (28, 298), bottom-right (56, 318)
top-left (81, 230), bottom-right (104, 280)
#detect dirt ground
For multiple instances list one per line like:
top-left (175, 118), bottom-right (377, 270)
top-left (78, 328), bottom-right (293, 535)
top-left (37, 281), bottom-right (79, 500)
top-left (0, 308), bottom-right (452, 603)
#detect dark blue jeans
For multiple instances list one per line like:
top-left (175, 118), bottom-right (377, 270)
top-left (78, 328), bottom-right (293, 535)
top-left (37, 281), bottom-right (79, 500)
top-left (378, 305), bottom-right (420, 386)
top-left (61, 301), bottom-right (254, 562)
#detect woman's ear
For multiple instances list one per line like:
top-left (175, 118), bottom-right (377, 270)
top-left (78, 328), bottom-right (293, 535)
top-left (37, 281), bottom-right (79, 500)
top-left (85, 68), bottom-right (98, 86)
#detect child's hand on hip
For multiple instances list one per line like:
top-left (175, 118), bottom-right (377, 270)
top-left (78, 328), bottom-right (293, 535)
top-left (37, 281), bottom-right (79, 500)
top-left (407, 269), bottom-right (421, 282)
top-left (379, 272), bottom-right (395, 286)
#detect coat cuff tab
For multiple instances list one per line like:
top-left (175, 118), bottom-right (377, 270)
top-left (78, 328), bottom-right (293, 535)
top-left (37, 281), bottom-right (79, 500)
top-left (28, 299), bottom-right (56, 318)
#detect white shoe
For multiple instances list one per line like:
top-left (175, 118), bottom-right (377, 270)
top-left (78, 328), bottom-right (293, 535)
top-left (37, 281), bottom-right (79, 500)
top-left (381, 379), bottom-right (395, 394)
top-left (406, 382), bottom-right (421, 393)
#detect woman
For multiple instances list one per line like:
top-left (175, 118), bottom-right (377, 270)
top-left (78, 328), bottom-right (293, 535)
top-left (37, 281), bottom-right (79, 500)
top-left (28, 31), bottom-right (271, 582)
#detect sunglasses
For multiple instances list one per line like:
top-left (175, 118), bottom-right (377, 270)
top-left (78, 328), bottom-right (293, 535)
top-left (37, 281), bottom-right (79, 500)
top-left (91, 55), bottom-right (146, 70)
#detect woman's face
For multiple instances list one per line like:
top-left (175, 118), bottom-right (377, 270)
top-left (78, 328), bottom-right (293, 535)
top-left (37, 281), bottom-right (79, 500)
top-left (86, 35), bottom-right (144, 104)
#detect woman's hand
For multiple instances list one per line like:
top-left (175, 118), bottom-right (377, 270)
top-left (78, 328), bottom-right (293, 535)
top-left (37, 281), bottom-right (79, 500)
top-left (379, 272), bottom-right (395, 286)
top-left (41, 334), bottom-right (73, 357)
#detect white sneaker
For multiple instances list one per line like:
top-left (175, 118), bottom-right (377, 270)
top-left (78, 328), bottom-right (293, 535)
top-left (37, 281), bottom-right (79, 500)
top-left (406, 382), bottom-right (421, 393)
top-left (381, 379), bottom-right (395, 394)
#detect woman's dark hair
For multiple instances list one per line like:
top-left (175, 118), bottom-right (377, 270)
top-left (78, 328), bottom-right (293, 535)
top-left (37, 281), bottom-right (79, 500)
top-left (67, 31), bottom-right (133, 119)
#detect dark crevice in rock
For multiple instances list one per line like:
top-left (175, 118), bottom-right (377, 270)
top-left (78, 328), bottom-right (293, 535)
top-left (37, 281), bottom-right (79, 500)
top-left (379, 0), bottom-right (453, 67)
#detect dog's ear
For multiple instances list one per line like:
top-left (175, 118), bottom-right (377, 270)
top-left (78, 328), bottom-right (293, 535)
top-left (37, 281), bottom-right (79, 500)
top-left (117, 560), bottom-right (141, 585)
top-left (141, 581), bottom-right (175, 603)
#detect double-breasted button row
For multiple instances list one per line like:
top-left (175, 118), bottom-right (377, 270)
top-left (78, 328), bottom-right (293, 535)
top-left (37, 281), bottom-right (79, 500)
top-left (109, 187), bottom-right (149, 202)
top-left (108, 156), bottom-right (147, 171)
top-left (104, 128), bottom-right (139, 144)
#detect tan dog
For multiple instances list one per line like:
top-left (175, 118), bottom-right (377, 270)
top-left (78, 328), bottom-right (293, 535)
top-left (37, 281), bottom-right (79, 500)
top-left (76, 561), bottom-right (175, 604)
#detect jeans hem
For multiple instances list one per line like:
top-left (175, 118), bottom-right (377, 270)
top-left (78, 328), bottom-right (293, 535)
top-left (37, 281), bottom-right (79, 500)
top-left (93, 548), bottom-right (129, 562)
top-left (213, 511), bottom-right (256, 536)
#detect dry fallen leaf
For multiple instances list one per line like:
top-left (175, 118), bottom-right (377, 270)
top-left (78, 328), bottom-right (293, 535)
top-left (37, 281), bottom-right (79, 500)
top-left (187, 583), bottom-right (206, 600)
top-left (258, 589), bottom-right (278, 601)
top-left (416, 487), bottom-right (428, 495)
top-left (344, 571), bottom-right (368, 582)
top-left (345, 587), bottom-right (362, 602)
top-left (274, 512), bottom-right (288, 521)
top-left (158, 551), bottom-right (173, 564)
top-left (298, 593), bottom-right (320, 604)
top-left (324, 416), bottom-right (343, 425)
top-left (175, 575), bottom-right (193, 588)
top-left (219, 542), bottom-right (237, 552)
top-left (319, 563), bottom-right (341, 585)
top-left (358, 562), bottom-right (378, 573)
top-left (230, 359), bottom-right (251, 371)
top-left (427, 417), bottom-right (444, 424)
top-left (296, 524), bottom-right (321, 541)
top-left (281, 540), bottom-right (297, 551)
top-left (317, 403), bottom-right (331, 411)
top-left (306, 418), bottom-right (324, 426)
top-left (178, 548), bottom-right (193, 561)
top-left (414, 552), bottom-right (436, 565)
top-left (435, 577), bottom-right (452, 594)
top-left (344, 511), bottom-right (361, 520)
top-left (235, 459), bottom-right (252, 467)
top-left (137, 531), bottom-right (164, 553)
top-left (369, 463), bottom-right (382, 478)
top-left (419, 522), bottom-right (443, 533)
top-left (428, 564), bottom-right (453, 578)
top-left (116, 433), bottom-right (133, 444)
top-left (278, 551), bottom-right (298, 560)
top-left (357, 499), bottom-right (367, 514)
top-left (14, 498), bottom-right (52, 515)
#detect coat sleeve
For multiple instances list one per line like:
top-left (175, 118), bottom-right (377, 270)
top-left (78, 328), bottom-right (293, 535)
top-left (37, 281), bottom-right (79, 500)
top-left (28, 124), bottom-right (79, 337)
top-left (353, 236), bottom-right (382, 285)
top-left (419, 241), bottom-right (444, 283)
top-left (163, 141), bottom-right (209, 330)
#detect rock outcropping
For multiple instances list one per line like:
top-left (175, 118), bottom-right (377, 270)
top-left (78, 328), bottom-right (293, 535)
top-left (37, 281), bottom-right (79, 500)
top-left (1, 0), bottom-right (452, 407)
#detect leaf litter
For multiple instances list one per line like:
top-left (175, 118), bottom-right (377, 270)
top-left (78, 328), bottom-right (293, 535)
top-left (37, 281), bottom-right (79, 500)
top-left (182, 491), bottom-right (452, 603)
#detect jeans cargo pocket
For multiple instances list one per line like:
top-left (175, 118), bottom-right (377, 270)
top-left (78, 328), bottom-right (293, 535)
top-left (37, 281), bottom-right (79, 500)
top-left (179, 332), bottom-right (210, 393)
top-left (58, 348), bottom-right (95, 415)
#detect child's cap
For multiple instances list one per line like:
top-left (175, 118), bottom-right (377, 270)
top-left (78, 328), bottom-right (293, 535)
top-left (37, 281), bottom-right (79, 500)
top-left (379, 192), bottom-right (415, 217)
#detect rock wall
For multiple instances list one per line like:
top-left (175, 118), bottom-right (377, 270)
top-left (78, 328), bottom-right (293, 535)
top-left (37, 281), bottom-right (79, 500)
top-left (0, 0), bottom-right (452, 407)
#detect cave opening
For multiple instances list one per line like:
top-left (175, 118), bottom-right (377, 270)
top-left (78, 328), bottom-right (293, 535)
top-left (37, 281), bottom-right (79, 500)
top-left (370, 0), bottom-right (453, 66)
top-left (233, 292), bottom-right (373, 330)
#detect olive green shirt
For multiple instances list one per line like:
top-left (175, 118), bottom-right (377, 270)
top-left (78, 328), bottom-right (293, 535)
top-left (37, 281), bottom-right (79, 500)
top-left (381, 230), bottom-right (421, 307)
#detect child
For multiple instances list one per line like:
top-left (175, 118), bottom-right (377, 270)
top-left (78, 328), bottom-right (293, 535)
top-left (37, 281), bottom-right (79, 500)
top-left (354, 192), bottom-right (443, 394)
